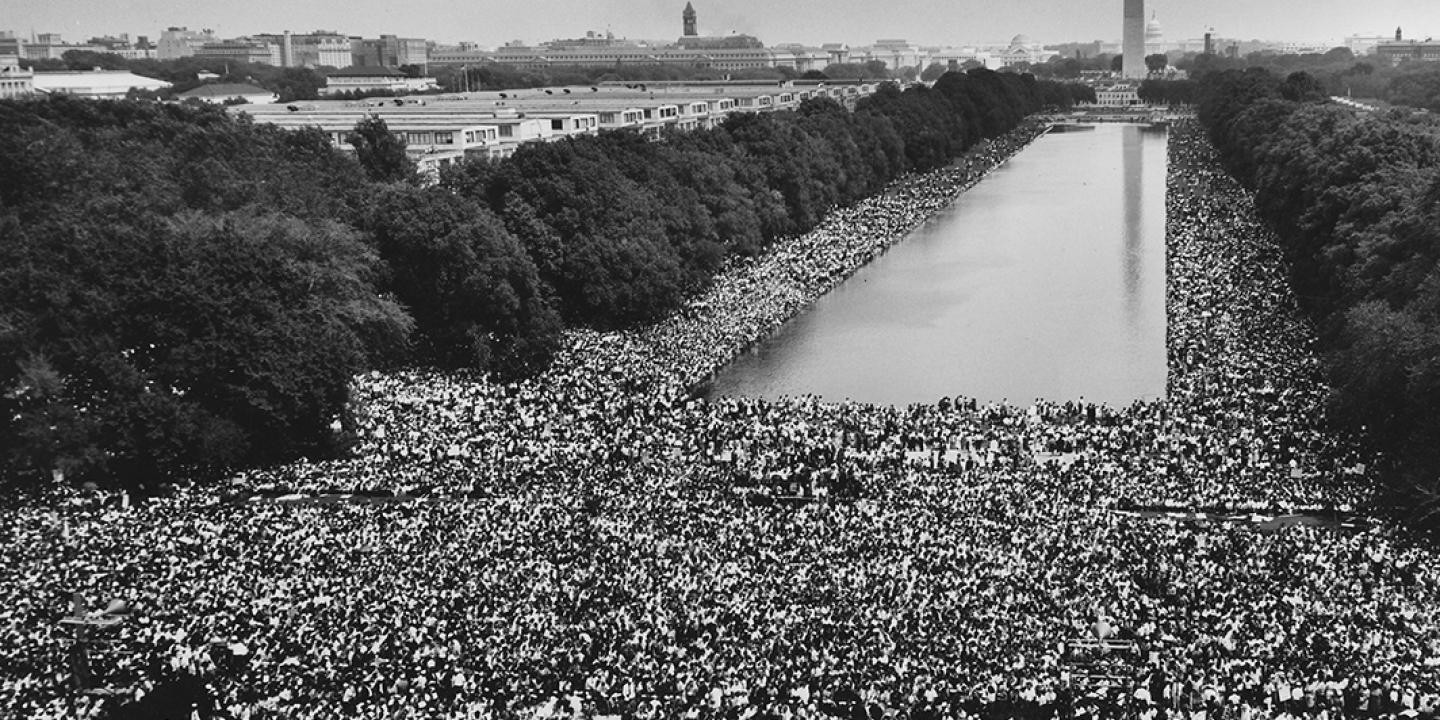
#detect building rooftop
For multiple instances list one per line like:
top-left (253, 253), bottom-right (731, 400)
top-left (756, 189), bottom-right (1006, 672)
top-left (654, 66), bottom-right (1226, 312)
top-left (327, 66), bottom-right (407, 78)
top-left (179, 82), bottom-right (272, 98)
top-left (241, 81), bottom-right (879, 120)
top-left (32, 70), bottom-right (171, 92)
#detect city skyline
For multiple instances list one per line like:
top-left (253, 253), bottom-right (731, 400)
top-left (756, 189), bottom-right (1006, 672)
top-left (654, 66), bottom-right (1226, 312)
top-left (7, 0), bottom-right (1437, 50)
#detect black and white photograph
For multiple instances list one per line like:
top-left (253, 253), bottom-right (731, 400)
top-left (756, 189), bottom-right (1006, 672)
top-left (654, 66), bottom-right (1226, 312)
top-left (2, 0), bottom-right (1439, 718)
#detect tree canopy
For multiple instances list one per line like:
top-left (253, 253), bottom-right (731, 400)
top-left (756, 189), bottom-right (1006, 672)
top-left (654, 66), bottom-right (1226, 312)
top-left (0, 71), bottom-right (1090, 491)
top-left (1195, 68), bottom-right (1440, 533)
top-left (347, 116), bottom-right (416, 183)
top-left (0, 98), bottom-right (413, 489)
top-left (443, 70), bottom-right (1088, 327)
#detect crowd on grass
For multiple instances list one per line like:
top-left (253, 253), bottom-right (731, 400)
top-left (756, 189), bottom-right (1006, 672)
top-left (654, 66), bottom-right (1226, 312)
top-left (2, 120), bottom-right (1438, 720)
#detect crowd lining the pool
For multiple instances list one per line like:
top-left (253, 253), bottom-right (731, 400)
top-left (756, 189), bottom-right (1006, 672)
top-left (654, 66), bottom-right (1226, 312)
top-left (3, 120), bottom-right (1434, 720)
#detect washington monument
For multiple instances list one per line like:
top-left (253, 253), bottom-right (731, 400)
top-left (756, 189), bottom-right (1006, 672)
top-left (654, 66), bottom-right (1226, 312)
top-left (1123, 0), bottom-right (1145, 79)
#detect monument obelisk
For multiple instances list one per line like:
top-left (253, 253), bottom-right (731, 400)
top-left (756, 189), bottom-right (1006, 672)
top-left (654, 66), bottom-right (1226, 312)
top-left (1123, 0), bottom-right (1145, 79)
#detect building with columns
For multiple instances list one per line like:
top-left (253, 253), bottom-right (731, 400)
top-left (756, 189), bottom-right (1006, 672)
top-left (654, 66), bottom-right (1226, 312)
top-left (0, 54), bottom-right (34, 98)
top-left (1145, 13), bottom-right (1165, 56)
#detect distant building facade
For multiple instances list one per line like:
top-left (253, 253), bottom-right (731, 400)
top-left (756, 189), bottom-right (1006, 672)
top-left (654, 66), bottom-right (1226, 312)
top-left (351, 35), bottom-right (428, 68)
top-left (0, 32), bottom-right (105, 61)
top-left (488, 42), bottom-right (785, 71)
top-left (0, 29), bottom-right (158, 61)
top-left (1144, 13), bottom-right (1165, 56)
top-left (178, 82), bottom-right (278, 104)
top-left (928, 48), bottom-right (993, 71)
top-left (1091, 85), bottom-right (1141, 106)
top-left (993, 35), bottom-right (1052, 68)
top-left (158, 27), bottom-right (217, 60)
top-left (1376, 29), bottom-right (1440, 64)
top-left (0, 32), bottom-right (23, 57)
top-left (254, 31), bottom-right (353, 68)
top-left (85, 34), bottom-right (156, 60)
top-left (427, 45), bottom-right (492, 65)
top-left (0, 54), bottom-right (35, 97)
top-left (1272, 40), bottom-right (1341, 55)
top-left (241, 79), bottom-right (879, 165)
top-left (32, 69), bottom-right (171, 97)
top-left (322, 66), bottom-right (438, 95)
top-left (770, 44), bottom-right (831, 73)
top-left (675, 34), bottom-right (766, 50)
top-left (196, 39), bottom-right (282, 66)
top-left (1375, 40), bottom-right (1440, 64)
top-left (466, 4), bottom-right (914, 73)
top-left (859, 39), bottom-right (927, 69)
top-left (1345, 34), bottom-right (1393, 56)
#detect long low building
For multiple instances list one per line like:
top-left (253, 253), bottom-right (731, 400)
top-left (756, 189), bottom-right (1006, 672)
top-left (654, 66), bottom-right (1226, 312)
top-left (1375, 39), bottom-right (1440, 64)
top-left (237, 79), bottom-right (883, 175)
top-left (32, 69), bottom-right (171, 98)
top-left (177, 82), bottom-right (278, 105)
top-left (322, 66), bottom-right (439, 96)
top-left (240, 102), bottom-right (596, 160)
top-left (486, 44), bottom-right (816, 72)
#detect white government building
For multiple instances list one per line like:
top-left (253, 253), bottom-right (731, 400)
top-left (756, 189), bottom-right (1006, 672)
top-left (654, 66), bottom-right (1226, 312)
top-left (238, 79), bottom-right (882, 179)
top-left (30, 69), bottom-right (171, 98)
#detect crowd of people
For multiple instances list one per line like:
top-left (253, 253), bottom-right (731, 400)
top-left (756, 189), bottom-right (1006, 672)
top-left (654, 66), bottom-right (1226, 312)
top-left (2, 120), bottom-right (1438, 720)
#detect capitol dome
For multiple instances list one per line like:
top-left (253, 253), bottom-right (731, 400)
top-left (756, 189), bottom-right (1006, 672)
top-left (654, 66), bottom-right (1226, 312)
top-left (1145, 15), bottom-right (1163, 43)
top-left (1010, 34), bottom-right (1032, 48)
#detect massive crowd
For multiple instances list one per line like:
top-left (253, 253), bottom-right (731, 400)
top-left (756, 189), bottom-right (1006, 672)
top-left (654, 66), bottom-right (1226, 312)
top-left (2, 120), bottom-right (1437, 720)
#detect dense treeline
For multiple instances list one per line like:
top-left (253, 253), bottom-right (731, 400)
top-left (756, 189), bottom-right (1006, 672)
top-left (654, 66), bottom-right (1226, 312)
top-left (1138, 79), bottom-right (1200, 106)
top-left (0, 70), bottom-right (1088, 490)
top-left (444, 69), bottom-right (1091, 326)
top-left (0, 98), bottom-right (548, 489)
top-left (1195, 68), bottom-right (1440, 531)
top-left (1198, 48), bottom-right (1440, 112)
top-left (0, 98), bottom-right (404, 490)
top-left (1139, 46), bottom-right (1440, 113)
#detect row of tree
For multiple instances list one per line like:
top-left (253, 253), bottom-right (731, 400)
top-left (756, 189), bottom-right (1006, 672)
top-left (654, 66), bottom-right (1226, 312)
top-left (437, 70), bottom-right (1091, 327)
top-left (0, 99), bottom-right (412, 491)
top-left (1137, 79), bottom-right (1200, 106)
top-left (1195, 68), bottom-right (1440, 533)
top-left (0, 70), bottom-right (1088, 491)
top-left (1066, 44), bottom-right (1440, 115)
top-left (1160, 46), bottom-right (1440, 113)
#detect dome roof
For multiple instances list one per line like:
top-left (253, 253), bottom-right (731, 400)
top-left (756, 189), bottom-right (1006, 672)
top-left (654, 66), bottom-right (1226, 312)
top-left (1145, 16), bottom-right (1163, 41)
top-left (1010, 34), bottom-right (1031, 47)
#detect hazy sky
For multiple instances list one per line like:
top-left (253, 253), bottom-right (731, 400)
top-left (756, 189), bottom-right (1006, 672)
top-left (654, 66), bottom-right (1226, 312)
top-left (7, 0), bottom-right (1436, 49)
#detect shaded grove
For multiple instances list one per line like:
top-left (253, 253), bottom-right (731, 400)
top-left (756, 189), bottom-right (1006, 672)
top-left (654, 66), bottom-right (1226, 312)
top-left (1195, 68), bottom-right (1440, 533)
top-left (0, 70), bottom-right (1091, 490)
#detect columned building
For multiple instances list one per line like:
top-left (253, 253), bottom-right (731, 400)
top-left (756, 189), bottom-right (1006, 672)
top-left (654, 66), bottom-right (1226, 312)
top-left (1145, 13), bottom-right (1165, 57)
top-left (0, 54), bottom-right (34, 98)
